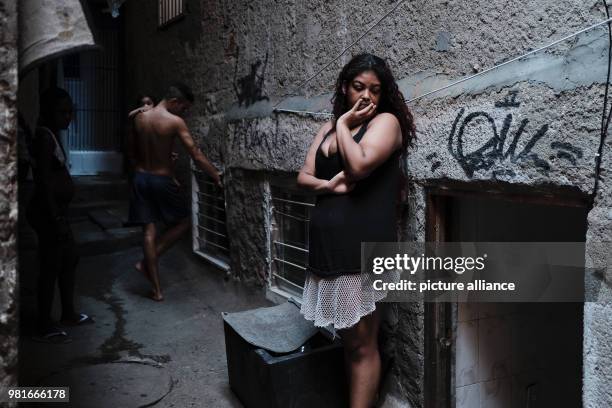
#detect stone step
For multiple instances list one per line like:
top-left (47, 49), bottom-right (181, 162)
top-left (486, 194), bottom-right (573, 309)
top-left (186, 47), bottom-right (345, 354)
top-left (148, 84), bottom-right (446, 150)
top-left (72, 176), bottom-right (129, 203)
top-left (17, 221), bottom-right (141, 256)
top-left (69, 200), bottom-right (127, 218)
top-left (70, 217), bottom-right (140, 256)
top-left (20, 204), bottom-right (141, 256)
top-left (87, 208), bottom-right (126, 230)
top-left (75, 226), bottom-right (142, 257)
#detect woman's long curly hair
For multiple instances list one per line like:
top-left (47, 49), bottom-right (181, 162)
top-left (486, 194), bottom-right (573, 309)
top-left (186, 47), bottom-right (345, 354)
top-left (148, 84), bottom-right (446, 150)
top-left (331, 53), bottom-right (416, 150)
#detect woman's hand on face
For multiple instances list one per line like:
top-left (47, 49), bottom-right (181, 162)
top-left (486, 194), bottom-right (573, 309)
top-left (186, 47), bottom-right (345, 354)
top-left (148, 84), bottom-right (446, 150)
top-left (327, 171), bottom-right (355, 194)
top-left (337, 98), bottom-right (377, 129)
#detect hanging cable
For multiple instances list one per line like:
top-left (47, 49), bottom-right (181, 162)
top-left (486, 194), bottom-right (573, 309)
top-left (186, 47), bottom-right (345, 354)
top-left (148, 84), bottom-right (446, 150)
top-left (274, 16), bottom-right (612, 116)
top-left (594, 1), bottom-right (612, 199)
top-left (601, 3), bottom-right (611, 135)
top-left (408, 16), bottom-right (612, 103)
top-left (271, 107), bottom-right (332, 117)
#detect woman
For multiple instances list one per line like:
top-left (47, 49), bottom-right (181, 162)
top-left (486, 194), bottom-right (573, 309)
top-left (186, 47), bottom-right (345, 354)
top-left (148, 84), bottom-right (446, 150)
top-left (128, 94), bottom-right (156, 119)
top-left (297, 54), bottom-right (416, 407)
top-left (27, 87), bottom-right (91, 343)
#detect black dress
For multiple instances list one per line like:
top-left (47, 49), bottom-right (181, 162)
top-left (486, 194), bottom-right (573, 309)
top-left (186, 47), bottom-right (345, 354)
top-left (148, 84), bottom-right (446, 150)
top-left (307, 121), bottom-right (400, 278)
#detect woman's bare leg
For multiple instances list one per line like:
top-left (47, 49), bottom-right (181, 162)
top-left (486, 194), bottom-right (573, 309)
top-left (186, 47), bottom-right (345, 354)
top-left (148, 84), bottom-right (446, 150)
top-left (339, 309), bottom-right (381, 408)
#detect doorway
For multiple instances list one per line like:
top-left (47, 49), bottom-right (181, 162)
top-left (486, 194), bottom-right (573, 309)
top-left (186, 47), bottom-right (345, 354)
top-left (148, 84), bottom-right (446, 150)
top-left (425, 187), bottom-right (588, 408)
top-left (59, 6), bottom-right (123, 175)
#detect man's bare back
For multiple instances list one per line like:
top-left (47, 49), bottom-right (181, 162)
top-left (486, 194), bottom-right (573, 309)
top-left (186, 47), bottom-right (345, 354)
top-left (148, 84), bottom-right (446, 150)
top-left (131, 107), bottom-right (181, 177)
top-left (127, 83), bottom-right (221, 302)
top-left (128, 100), bottom-right (220, 185)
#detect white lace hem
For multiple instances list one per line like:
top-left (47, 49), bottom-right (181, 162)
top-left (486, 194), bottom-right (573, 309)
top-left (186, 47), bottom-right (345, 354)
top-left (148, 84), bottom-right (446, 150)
top-left (299, 272), bottom-right (388, 330)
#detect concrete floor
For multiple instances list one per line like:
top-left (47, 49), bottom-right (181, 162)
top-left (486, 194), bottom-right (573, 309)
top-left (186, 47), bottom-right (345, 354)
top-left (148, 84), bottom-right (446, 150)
top-left (18, 235), bottom-right (272, 407)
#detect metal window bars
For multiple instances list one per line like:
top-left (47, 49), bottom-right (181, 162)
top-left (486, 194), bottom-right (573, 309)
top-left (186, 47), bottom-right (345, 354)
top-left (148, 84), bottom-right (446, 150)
top-left (64, 29), bottom-right (120, 152)
top-left (158, 0), bottom-right (184, 27)
top-left (192, 167), bottom-right (230, 271)
top-left (269, 186), bottom-right (315, 296)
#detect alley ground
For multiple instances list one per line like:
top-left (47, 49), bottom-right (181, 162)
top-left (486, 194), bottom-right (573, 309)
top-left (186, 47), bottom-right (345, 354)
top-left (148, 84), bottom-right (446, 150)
top-left (17, 177), bottom-right (271, 407)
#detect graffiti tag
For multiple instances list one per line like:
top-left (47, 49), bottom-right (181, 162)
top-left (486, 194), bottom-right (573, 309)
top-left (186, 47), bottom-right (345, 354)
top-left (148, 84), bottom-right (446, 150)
top-left (442, 92), bottom-right (583, 177)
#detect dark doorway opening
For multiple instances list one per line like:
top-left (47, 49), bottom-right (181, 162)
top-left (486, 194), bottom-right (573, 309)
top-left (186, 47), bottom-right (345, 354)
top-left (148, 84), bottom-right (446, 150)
top-left (61, 3), bottom-right (124, 175)
top-left (425, 189), bottom-right (588, 408)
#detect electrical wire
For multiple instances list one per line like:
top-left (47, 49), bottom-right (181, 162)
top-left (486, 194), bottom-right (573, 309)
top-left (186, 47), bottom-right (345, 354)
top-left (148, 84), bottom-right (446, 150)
top-left (270, 5), bottom-right (612, 206)
top-left (271, 108), bottom-right (332, 117)
top-left (274, 16), bottom-right (612, 116)
top-left (408, 17), bottom-right (612, 103)
top-left (272, 0), bottom-right (408, 109)
top-left (594, 0), bottom-right (612, 198)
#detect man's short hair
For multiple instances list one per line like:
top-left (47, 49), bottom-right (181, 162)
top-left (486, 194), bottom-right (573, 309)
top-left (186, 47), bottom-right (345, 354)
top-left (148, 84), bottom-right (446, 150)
top-left (165, 82), bottom-right (194, 103)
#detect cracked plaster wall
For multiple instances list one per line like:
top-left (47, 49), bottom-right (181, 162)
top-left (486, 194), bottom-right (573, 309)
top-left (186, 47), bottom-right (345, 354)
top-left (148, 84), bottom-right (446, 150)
top-left (0, 0), bottom-right (18, 398)
top-left (124, 1), bottom-right (612, 406)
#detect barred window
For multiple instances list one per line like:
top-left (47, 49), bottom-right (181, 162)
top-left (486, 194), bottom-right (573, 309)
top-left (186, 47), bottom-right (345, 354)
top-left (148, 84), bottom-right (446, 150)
top-left (270, 185), bottom-right (315, 298)
top-left (158, 0), bottom-right (184, 27)
top-left (192, 169), bottom-right (230, 271)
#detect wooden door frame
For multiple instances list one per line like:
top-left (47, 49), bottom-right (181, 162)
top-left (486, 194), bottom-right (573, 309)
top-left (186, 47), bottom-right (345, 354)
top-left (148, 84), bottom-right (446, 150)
top-left (424, 193), bottom-right (454, 408)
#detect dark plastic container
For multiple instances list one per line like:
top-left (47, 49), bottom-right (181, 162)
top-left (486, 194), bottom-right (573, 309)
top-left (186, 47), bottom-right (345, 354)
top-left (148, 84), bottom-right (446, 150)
top-left (224, 321), bottom-right (348, 408)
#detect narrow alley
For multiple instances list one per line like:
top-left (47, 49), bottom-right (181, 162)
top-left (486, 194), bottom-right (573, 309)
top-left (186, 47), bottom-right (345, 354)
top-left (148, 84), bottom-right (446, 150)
top-left (18, 177), bottom-right (270, 407)
top-left (3, 0), bottom-right (612, 407)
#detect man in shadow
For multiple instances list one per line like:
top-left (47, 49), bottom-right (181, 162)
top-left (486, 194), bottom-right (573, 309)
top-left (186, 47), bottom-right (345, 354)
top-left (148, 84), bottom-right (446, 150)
top-left (128, 83), bottom-right (221, 301)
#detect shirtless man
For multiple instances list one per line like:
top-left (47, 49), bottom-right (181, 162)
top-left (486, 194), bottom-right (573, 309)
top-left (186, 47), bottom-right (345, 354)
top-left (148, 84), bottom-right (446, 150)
top-left (128, 83), bottom-right (221, 301)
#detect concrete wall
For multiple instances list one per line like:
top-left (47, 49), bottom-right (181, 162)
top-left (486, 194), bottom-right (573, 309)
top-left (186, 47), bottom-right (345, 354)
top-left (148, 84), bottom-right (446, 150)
top-left (124, 1), bottom-right (612, 406)
top-left (0, 0), bottom-right (19, 396)
top-left (584, 84), bottom-right (612, 406)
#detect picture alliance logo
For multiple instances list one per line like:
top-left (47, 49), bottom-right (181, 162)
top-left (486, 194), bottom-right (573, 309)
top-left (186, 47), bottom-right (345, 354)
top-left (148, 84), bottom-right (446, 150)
top-left (371, 253), bottom-right (488, 275)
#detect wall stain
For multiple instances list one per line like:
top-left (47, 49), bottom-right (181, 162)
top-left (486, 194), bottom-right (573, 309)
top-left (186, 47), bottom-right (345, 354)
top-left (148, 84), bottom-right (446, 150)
top-left (233, 51), bottom-right (269, 106)
top-left (494, 90), bottom-right (521, 108)
top-left (69, 293), bottom-right (170, 367)
top-left (225, 30), bottom-right (238, 59)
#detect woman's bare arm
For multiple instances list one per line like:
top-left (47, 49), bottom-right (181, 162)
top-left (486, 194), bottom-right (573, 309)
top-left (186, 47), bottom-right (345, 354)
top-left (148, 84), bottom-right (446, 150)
top-left (336, 111), bottom-right (401, 180)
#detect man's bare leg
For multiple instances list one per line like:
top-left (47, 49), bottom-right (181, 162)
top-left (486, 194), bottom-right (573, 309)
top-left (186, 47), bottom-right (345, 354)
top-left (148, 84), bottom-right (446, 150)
top-left (135, 218), bottom-right (190, 276)
top-left (143, 223), bottom-right (163, 301)
top-left (156, 218), bottom-right (190, 255)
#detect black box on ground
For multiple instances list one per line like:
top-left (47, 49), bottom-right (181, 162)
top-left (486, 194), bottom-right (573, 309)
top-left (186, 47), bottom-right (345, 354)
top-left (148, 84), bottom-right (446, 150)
top-left (223, 321), bottom-right (348, 408)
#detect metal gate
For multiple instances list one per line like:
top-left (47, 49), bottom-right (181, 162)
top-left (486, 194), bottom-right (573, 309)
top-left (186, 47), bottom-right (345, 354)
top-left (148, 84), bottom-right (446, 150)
top-left (61, 27), bottom-right (122, 175)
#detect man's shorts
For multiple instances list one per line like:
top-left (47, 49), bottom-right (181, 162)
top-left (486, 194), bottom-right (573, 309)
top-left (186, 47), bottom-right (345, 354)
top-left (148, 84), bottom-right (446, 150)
top-left (128, 171), bottom-right (190, 225)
